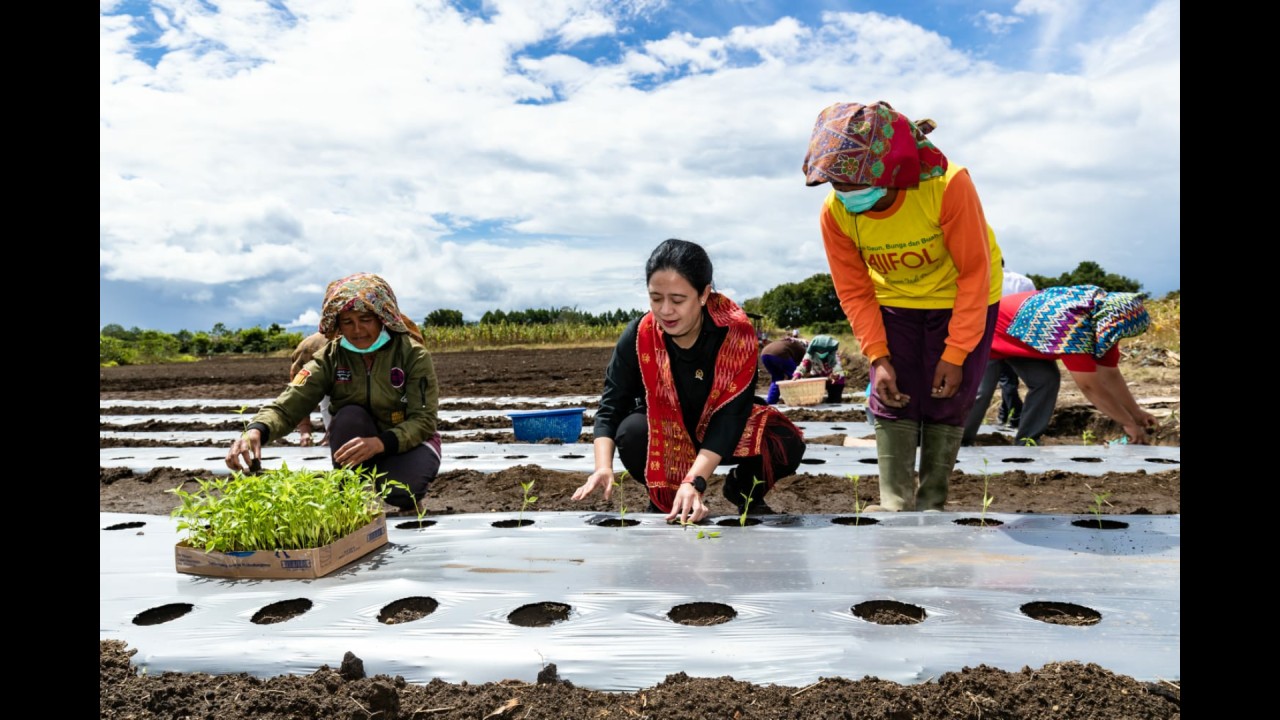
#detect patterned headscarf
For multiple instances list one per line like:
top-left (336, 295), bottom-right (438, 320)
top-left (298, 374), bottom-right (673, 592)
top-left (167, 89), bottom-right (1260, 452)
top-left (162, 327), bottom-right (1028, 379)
top-left (318, 273), bottom-right (411, 339)
top-left (1006, 285), bottom-right (1150, 359)
top-left (802, 101), bottom-right (948, 188)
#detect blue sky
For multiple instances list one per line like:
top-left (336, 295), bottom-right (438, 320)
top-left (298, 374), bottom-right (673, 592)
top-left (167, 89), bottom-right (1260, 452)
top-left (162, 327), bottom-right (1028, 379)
top-left (101, 0), bottom-right (1179, 333)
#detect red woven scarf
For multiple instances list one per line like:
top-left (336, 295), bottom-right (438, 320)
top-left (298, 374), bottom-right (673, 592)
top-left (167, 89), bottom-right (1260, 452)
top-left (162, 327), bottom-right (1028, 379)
top-left (637, 293), bottom-right (796, 512)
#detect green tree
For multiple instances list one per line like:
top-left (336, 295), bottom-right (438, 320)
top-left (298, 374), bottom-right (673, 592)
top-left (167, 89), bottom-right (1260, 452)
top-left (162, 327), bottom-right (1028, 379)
top-left (425, 308), bottom-right (465, 327)
top-left (759, 273), bottom-right (844, 327)
top-left (1028, 261), bottom-right (1142, 293)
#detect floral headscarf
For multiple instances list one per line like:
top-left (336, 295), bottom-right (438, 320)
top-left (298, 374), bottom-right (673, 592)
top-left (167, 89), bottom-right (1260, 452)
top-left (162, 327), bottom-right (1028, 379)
top-left (317, 273), bottom-right (411, 339)
top-left (802, 101), bottom-right (948, 188)
top-left (1006, 285), bottom-right (1150, 359)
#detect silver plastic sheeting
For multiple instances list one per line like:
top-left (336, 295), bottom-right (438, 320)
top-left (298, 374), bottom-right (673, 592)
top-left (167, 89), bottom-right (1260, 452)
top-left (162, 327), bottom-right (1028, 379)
top-left (100, 510), bottom-right (1179, 691)
top-left (100, 441), bottom-right (1181, 478)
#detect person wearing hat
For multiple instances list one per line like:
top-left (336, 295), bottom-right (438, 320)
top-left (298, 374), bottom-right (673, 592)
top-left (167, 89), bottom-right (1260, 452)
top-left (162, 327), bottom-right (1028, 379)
top-left (962, 285), bottom-right (1158, 445)
top-left (759, 334), bottom-right (808, 404)
top-left (227, 272), bottom-right (442, 512)
top-left (802, 100), bottom-right (1003, 512)
top-left (790, 334), bottom-right (847, 403)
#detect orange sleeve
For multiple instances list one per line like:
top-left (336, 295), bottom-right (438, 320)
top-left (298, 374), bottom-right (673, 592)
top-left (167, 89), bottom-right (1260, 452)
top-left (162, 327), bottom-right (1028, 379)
top-left (938, 169), bottom-right (993, 366)
top-left (819, 205), bottom-right (889, 362)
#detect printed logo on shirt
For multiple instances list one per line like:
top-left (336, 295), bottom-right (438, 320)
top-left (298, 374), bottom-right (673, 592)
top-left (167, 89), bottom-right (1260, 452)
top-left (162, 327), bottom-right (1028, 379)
top-left (390, 367), bottom-right (405, 388)
top-left (391, 411), bottom-right (404, 424)
top-left (289, 369), bottom-right (310, 387)
top-left (335, 367), bottom-right (354, 383)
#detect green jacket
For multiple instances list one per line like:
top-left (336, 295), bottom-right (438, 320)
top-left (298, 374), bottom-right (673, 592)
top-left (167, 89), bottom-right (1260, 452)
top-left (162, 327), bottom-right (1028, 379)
top-left (249, 333), bottom-right (439, 455)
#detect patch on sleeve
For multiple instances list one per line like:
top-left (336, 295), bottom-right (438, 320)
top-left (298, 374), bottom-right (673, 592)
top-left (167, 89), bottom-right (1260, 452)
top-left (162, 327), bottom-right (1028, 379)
top-left (335, 367), bottom-right (353, 383)
top-left (289, 369), bottom-right (311, 387)
top-left (391, 411), bottom-right (405, 424)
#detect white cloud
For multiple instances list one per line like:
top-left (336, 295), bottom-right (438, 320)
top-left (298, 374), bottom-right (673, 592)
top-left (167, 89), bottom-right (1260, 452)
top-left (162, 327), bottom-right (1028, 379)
top-left (101, 1), bottom-right (1179, 332)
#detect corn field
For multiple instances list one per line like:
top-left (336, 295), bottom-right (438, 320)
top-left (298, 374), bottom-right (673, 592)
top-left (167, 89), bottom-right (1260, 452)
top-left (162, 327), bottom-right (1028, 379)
top-left (419, 322), bottom-right (626, 353)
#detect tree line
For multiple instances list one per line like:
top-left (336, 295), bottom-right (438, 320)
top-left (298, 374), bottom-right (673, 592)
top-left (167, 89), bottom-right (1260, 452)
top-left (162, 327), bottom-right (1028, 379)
top-left (101, 262), bottom-right (1169, 366)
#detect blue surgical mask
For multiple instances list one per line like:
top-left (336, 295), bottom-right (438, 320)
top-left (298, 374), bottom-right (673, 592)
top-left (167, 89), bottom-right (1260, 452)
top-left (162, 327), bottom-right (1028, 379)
top-left (340, 328), bottom-right (391, 354)
top-left (833, 186), bottom-right (887, 214)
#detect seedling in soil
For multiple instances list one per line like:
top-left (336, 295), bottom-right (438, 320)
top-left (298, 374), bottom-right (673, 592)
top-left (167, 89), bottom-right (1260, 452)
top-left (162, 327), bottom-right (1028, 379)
top-left (1086, 484), bottom-right (1113, 529)
top-left (234, 405), bottom-right (262, 473)
top-left (1081, 429), bottom-right (1097, 446)
top-left (846, 473), bottom-right (865, 520)
top-left (519, 479), bottom-right (538, 524)
top-left (613, 470), bottom-right (629, 522)
top-left (979, 459), bottom-right (996, 526)
top-left (1019, 437), bottom-right (1038, 447)
top-left (737, 475), bottom-right (765, 527)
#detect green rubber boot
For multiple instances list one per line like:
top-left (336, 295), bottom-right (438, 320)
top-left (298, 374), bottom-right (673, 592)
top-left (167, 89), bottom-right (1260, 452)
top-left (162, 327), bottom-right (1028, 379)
top-left (873, 418), bottom-right (920, 511)
top-left (918, 423), bottom-right (965, 511)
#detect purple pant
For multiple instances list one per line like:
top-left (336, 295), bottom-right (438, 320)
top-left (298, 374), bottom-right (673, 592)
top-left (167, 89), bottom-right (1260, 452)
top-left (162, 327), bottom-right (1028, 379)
top-left (867, 303), bottom-right (999, 426)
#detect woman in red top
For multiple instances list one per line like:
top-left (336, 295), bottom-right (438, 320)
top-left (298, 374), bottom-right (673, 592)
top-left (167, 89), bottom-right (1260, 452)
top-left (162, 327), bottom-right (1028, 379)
top-left (962, 286), bottom-right (1157, 445)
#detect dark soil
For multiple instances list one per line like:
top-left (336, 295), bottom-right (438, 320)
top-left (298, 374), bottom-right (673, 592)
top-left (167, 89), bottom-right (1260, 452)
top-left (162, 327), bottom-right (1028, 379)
top-left (100, 349), bottom-right (1182, 719)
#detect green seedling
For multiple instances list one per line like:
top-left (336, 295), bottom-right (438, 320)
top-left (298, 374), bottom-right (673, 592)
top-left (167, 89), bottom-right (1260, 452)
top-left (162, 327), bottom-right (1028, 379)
top-left (1019, 437), bottom-right (1038, 447)
top-left (519, 479), bottom-right (538, 523)
top-left (737, 475), bottom-right (765, 527)
top-left (1086, 485), bottom-right (1113, 529)
top-left (168, 464), bottom-right (393, 553)
top-left (613, 470), bottom-right (630, 522)
top-left (979, 458), bottom-right (996, 526)
top-left (696, 530), bottom-right (722, 540)
top-left (233, 405), bottom-right (261, 473)
top-left (845, 473), bottom-right (865, 519)
top-left (1081, 429), bottom-right (1097, 446)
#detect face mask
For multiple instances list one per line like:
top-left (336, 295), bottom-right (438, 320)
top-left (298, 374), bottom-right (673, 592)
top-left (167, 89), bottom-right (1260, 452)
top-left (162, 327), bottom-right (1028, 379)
top-left (834, 186), bottom-right (887, 214)
top-left (340, 328), bottom-right (391, 354)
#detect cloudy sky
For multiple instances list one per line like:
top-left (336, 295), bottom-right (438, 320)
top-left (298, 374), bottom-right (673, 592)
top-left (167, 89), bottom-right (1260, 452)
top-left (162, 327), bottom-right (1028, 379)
top-left (100, 0), bottom-right (1180, 334)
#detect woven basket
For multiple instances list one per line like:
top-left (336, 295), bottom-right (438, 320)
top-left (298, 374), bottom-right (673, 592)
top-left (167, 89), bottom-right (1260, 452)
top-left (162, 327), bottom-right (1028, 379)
top-left (777, 378), bottom-right (827, 406)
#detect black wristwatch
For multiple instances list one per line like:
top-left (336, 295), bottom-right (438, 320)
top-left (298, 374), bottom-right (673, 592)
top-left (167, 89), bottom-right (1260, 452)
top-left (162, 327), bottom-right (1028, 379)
top-left (684, 475), bottom-right (707, 493)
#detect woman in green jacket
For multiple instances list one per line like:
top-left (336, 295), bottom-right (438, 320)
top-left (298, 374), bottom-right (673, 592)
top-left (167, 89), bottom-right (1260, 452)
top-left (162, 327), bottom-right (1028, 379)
top-left (226, 273), bottom-right (442, 511)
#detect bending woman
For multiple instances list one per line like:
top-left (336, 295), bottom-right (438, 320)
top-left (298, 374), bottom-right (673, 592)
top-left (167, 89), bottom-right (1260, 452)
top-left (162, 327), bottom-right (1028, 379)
top-left (572, 239), bottom-right (806, 525)
top-left (226, 272), bottom-right (442, 512)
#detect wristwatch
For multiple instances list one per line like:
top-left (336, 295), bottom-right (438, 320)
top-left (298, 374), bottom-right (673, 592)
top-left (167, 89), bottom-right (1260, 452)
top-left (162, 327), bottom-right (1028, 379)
top-left (682, 475), bottom-right (707, 493)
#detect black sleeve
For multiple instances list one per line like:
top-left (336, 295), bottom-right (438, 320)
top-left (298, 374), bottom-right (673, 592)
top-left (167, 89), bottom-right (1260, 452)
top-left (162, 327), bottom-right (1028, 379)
top-left (593, 318), bottom-right (644, 441)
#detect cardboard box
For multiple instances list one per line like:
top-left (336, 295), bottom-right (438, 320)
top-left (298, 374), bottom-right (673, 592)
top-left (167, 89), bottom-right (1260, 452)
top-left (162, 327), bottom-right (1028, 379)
top-left (174, 515), bottom-right (388, 579)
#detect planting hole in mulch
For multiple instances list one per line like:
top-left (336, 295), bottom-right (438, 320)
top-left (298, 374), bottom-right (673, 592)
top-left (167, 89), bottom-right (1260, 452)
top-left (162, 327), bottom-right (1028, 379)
top-left (715, 516), bottom-right (763, 527)
top-left (668, 601), bottom-right (736, 626)
top-left (1146, 457), bottom-right (1179, 464)
top-left (1002, 457), bottom-right (1034, 463)
top-left (104, 521), bottom-right (146, 531)
top-left (858, 458), bottom-right (878, 464)
top-left (799, 458), bottom-right (825, 464)
top-left (559, 454), bottom-right (585, 459)
top-left (251, 598), bottom-right (313, 625)
top-left (1071, 457), bottom-right (1104, 463)
top-left (954, 517), bottom-right (1005, 527)
top-left (492, 518), bottom-right (535, 528)
top-left (395, 519), bottom-right (438, 529)
top-left (1021, 601), bottom-right (1102, 626)
top-left (378, 596), bottom-right (439, 625)
top-left (1071, 518), bottom-right (1130, 530)
top-left (591, 516), bottom-right (641, 527)
top-left (504, 455), bottom-right (528, 459)
top-left (133, 602), bottom-right (194, 626)
top-left (852, 600), bottom-right (927, 625)
top-left (831, 516), bottom-right (880, 526)
top-left (508, 601), bottom-right (571, 627)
